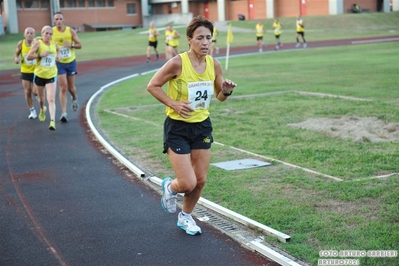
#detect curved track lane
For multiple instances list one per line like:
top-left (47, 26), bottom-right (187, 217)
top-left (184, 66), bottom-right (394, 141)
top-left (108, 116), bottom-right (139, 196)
top-left (1, 50), bottom-right (279, 266)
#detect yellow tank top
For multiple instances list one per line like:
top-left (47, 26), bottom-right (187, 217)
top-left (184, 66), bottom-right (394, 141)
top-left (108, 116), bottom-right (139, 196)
top-left (256, 24), bottom-right (264, 37)
top-left (168, 30), bottom-right (179, 47)
top-left (21, 39), bottom-right (36, 74)
top-left (52, 26), bottom-right (75, 63)
top-left (273, 22), bottom-right (282, 35)
top-left (34, 39), bottom-right (58, 79)
top-left (148, 28), bottom-right (157, 42)
top-left (212, 27), bottom-right (217, 41)
top-left (296, 20), bottom-right (304, 32)
top-left (166, 52), bottom-right (215, 123)
top-left (165, 30), bottom-right (172, 44)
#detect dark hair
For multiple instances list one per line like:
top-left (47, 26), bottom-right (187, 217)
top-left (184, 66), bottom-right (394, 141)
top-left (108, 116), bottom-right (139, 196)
top-left (54, 11), bottom-right (63, 16)
top-left (186, 15), bottom-right (213, 38)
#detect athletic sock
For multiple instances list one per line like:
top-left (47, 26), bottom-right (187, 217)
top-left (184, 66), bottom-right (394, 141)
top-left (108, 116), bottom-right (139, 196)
top-left (167, 184), bottom-right (177, 195)
top-left (181, 211), bottom-right (191, 217)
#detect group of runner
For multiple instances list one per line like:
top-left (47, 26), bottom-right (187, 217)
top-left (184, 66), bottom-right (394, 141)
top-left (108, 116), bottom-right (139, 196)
top-left (147, 15), bottom-right (307, 62)
top-left (146, 22), bottom-right (181, 63)
top-left (14, 12), bottom-right (81, 130)
top-left (256, 15), bottom-right (307, 51)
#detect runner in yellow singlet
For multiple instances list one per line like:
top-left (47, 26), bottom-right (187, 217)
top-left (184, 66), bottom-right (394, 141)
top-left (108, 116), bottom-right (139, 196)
top-left (164, 25), bottom-right (173, 60)
top-left (255, 21), bottom-right (266, 52)
top-left (165, 24), bottom-right (180, 58)
top-left (146, 21), bottom-right (159, 63)
top-left (209, 23), bottom-right (218, 56)
top-left (27, 26), bottom-right (60, 130)
top-left (53, 12), bottom-right (82, 123)
top-left (14, 27), bottom-right (39, 119)
top-left (295, 16), bottom-right (307, 48)
top-left (272, 18), bottom-right (283, 50)
top-left (147, 15), bottom-right (237, 236)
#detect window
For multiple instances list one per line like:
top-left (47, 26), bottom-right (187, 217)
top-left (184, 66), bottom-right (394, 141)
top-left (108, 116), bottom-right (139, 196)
top-left (107, 0), bottom-right (114, 7)
top-left (77, 0), bottom-right (85, 7)
top-left (97, 0), bottom-right (105, 7)
top-left (60, 0), bottom-right (65, 7)
top-left (88, 0), bottom-right (94, 7)
top-left (41, 0), bottom-right (48, 8)
top-left (16, 0), bottom-right (22, 9)
top-left (66, 0), bottom-right (76, 7)
top-left (25, 1), bottom-right (39, 8)
top-left (127, 3), bottom-right (136, 14)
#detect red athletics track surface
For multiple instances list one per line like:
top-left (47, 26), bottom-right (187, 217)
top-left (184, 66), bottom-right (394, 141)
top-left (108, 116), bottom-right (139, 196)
top-left (0, 37), bottom-right (397, 266)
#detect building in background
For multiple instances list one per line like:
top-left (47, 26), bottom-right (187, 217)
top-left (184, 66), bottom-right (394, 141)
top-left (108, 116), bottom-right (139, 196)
top-left (0, 0), bottom-right (395, 34)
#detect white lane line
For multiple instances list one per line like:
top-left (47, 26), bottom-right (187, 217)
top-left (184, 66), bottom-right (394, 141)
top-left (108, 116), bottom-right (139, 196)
top-left (351, 37), bottom-right (399, 44)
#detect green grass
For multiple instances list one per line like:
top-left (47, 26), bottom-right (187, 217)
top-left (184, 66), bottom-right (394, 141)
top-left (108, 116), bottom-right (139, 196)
top-left (1, 12), bottom-right (398, 71)
top-left (97, 41), bottom-right (399, 266)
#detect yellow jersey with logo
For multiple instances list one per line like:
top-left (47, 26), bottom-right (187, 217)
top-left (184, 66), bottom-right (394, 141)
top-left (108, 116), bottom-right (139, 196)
top-left (166, 52), bottom-right (215, 123)
top-left (256, 24), bottom-right (264, 37)
top-left (167, 30), bottom-right (179, 47)
top-left (296, 19), bottom-right (305, 32)
top-left (148, 27), bottom-right (157, 42)
top-left (34, 39), bottom-right (58, 79)
top-left (52, 26), bottom-right (75, 63)
top-left (273, 22), bottom-right (282, 35)
top-left (20, 39), bottom-right (36, 74)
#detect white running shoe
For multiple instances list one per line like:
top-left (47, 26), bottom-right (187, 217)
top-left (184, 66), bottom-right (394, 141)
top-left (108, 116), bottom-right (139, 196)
top-left (303, 43), bottom-right (307, 48)
top-left (60, 112), bottom-right (68, 123)
top-left (259, 48), bottom-right (263, 52)
top-left (28, 109), bottom-right (37, 119)
top-left (295, 43), bottom-right (301, 48)
top-left (177, 212), bottom-right (202, 235)
top-left (161, 178), bottom-right (177, 213)
top-left (71, 96), bottom-right (79, 111)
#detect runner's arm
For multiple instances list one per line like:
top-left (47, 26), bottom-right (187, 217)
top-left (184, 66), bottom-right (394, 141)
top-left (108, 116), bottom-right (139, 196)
top-left (14, 40), bottom-right (22, 64)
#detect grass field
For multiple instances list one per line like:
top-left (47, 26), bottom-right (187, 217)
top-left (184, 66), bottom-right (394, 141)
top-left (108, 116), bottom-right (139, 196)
top-left (94, 12), bottom-right (399, 265)
top-left (1, 12), bottom-right (398, 71)
top-left (96, 40), bottom-right (399, 265)
top-left (2, 12), bottom-right (398, 266)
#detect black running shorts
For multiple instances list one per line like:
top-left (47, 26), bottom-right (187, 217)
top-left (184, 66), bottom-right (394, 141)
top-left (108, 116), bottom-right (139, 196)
top-left (163, 117), bottom-right (213, 154)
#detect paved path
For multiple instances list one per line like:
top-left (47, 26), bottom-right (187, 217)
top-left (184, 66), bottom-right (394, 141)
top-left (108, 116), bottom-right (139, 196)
top-left (1, 36), bottom-right (397, 266)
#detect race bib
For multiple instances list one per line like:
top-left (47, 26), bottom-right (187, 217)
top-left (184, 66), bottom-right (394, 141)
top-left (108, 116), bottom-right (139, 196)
top-left (24, 54), bottom-right (36, 65)
top-left (187, 81), bottom-right (214, 110)
top-left (274, 27), bottom-right (280, 33)
top-left (40, 54), bottom-right (55, 68)
top-left (59, 46), bottom-right (72, 59)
